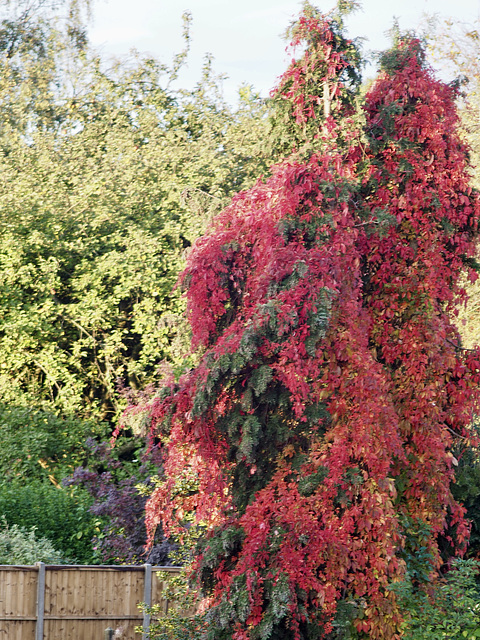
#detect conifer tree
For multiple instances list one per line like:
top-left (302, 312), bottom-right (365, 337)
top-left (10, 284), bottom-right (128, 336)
top-left (140, 5), bottom-right (480, 638)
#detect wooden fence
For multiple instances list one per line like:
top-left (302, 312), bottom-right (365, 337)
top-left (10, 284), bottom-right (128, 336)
top-left (0, 563), bottom-right (180, 640)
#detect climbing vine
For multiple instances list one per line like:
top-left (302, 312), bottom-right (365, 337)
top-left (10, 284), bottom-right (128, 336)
top-left (136, 5), bottom-right (480, 639)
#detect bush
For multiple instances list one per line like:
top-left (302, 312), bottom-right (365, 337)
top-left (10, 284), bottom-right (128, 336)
top-left (138, 569), bottom-right (206, 640)
top-left (0, 403), bottom-right (108, 484)
top-left (0, 481), bottom-right (101, 563)
top-left (392, 558), bottom-right (480, 639)
top-left (0, 518), bottom-right (65, 564)
top-left (66, 437), bottom-right (175, 564)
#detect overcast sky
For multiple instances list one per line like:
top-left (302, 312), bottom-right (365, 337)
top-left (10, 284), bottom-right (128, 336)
top-left (89, 0), bottom-right (480, 103)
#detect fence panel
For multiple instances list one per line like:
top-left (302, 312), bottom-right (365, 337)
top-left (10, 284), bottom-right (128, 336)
top-left (0, 564), bottom-right (179, 640)
top-left (0, 566), bottom-right (37, 639)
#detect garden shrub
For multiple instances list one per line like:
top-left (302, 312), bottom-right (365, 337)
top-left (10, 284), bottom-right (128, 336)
top-left (0, 481), bottom-right (101, 563)
top-left (392, 559), bottom-right (480, 639)
top-left (0, 518), bottom-right (65, 564)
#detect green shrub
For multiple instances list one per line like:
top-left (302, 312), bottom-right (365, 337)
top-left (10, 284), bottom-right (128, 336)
top-left (138, 568), bottom-right (207, 640)
top-left (0, 518), bottom-right (65, 564)
top-left (0, 403), bottom-right (107, 484)
top-left (0, 481), bottom-right (101, 563)
top-left (392, 558), bottom-right (480, 639)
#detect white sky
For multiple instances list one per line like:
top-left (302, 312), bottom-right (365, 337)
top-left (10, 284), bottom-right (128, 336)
top-left (89, 0), bottom-right (480, 103)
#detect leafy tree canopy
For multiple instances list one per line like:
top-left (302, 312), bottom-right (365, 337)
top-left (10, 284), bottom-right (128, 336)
top-left (426, 18), bottom-right (480, 562)
top-left (0, 0), bottom-right (272, 566)
top-left (0, 0), bottom-right (270, 421)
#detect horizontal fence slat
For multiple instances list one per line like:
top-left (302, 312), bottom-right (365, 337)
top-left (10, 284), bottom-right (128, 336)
top-left (0, 615), bottom-right (146, 621)
top-left (0, 565), bottom-right (181, 570)
top-left (45, 616), bottom-right (143, 621)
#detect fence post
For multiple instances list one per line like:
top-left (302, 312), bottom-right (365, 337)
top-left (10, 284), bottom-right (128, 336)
top-left (142, 563), bottom-right (152, 640)
top-left (104, 628), bottom-right (114, 640)
top-left (35, 562), bottom-right (45, 640)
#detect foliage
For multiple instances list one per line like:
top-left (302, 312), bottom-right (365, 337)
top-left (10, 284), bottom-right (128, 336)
top-left (449, 432), bottom-right (480, 558)
top-left (427, 18), bottom-right (480, 348)
top-left (0, 480), bottom-right (100, 564)
top-left (0, 0), bottom-right (271, 569)
top-left (0, 2), bottom-right (270, 422)
top-left (269, 1), bottom-right (362, 157)
top-left (392, 559), bottom-right (480, 639)
top-left (0, 403), bottom-right (110, 564)
top-left (0, 403), bottom-right (108, 484)
top-left (66, 437), bottom-right (175, 564)
top-left (138, 5), bottom-right (480, 640)
top-left (427, 17), bottom-right (480, 560)
top-left (137, 526), bottom-right (209, 639)
top-left (0, 517), bottom-right (66, 565)
top-left (427, 18), bottom-right (480, 188)
top-left (138, 569), bottom-right (207, 640)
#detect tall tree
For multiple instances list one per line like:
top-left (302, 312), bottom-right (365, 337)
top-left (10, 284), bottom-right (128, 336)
top-left (427, 19), bottom-right (480, 348)
top-left (141, 6), bottom-right (480, 639)
top-left (0, 0), bottom-right (270, 564)
top-left (0, 4), bottom-right (270, 421)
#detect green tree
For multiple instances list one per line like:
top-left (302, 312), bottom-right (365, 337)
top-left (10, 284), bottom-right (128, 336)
top-left (0, 0), bottom-right (271, 565)
top-left (0, 403), bottom-right (107, 484)
top-left (0, 2), bottom-right (270, 422)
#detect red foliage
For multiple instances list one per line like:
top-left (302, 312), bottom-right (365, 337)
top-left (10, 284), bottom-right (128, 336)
top-left (360, 40), bottom-right (480, 556)
top-left (140, 16), bottom-right (480, 640)
top-left (274, 12), bottom-right (356, 125)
